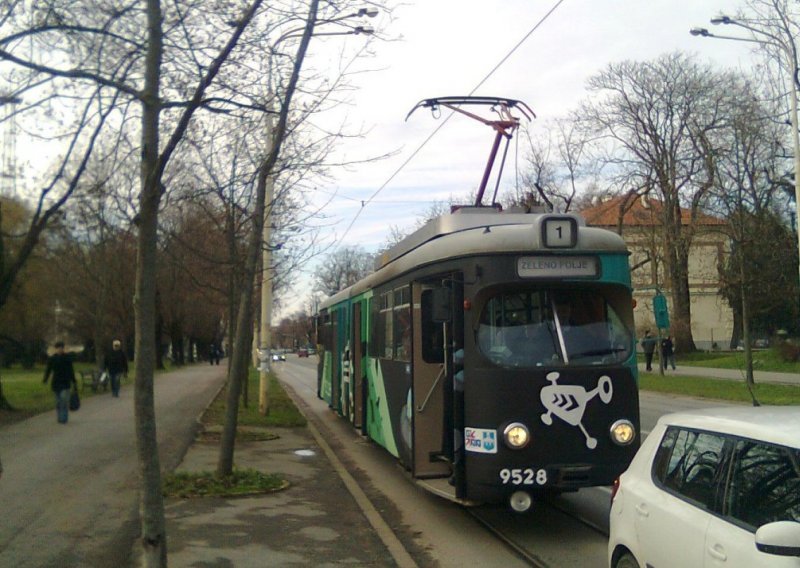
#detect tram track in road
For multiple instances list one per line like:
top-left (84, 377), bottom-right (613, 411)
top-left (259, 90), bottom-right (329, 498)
top-left (467, 508), bottom-right (552, 567)
top-left (467, 490), bottom-right (611, 567)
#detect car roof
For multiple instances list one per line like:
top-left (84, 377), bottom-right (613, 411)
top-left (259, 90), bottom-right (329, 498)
top-left (656, 406), bottom-right (800, 449)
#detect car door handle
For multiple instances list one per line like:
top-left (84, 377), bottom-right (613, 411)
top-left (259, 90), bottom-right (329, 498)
top-left (635, 504), bottom-right (649, 518)
top-left (708, 544), bottom-right (727, 561)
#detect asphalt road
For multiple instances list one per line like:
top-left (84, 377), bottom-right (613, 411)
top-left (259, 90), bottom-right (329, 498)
top-left (0, 363), bottom-right (227, 568)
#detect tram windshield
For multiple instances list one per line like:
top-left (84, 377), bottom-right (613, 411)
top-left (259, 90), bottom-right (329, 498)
top-left (477, 288), bottom-right (633, 367)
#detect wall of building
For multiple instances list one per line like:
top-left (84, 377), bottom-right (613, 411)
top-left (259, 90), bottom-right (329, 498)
top-left (628, 232), bottom-right (734, 351)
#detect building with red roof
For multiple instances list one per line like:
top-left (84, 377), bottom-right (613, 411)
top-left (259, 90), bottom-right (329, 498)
top-left (578, 194), bottom-right (732, 350)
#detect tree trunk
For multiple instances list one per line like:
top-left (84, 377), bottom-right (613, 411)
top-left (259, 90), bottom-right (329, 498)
top-left (134, 1), bottom-right (167, 566)
top-left (662, 199), bottom-right (696, 353)
top-left (217, 0), bottom-right (319, 474)
top-left (739, 255), bottom-right (759, 406)
top-left (155, 290), bottom-right (164, 370)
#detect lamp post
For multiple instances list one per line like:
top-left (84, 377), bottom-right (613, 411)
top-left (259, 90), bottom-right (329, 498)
top-left (258, 8), bottom-right (376, 413)
top-left (691, 15), bottom-right (800, 286)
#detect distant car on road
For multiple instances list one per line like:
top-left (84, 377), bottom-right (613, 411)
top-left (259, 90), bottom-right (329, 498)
top-left (608, 406), bottom-right (800, 568)
top-left (297, 349), bottom-right (309, 358)
top-left (271, 352), bottom-right (286, 362)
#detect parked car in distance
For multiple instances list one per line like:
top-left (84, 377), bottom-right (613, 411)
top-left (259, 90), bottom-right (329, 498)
top-left (297, 349), bottom-right (309, 358)
top-left (608, 406), bottom-right (800, 568)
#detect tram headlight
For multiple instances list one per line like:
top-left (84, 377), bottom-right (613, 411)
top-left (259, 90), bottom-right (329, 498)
top-left (503, 422), bottom-right (530, 449)
top-left (609, 419), bottom-right (636, 446)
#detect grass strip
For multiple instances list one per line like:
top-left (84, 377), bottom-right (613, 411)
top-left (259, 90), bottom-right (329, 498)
top-left (639, 372), bottom-right (800, 405)
top-left (200, 368), bottom-right (306, 429)
top-left (163, 468), bottom-right (288, 498)
top-left (166, 368), bottom-right (305, 498)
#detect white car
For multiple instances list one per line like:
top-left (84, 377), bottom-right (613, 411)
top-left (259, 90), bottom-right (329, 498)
top-left (608, 406), bottom-right (800, 568)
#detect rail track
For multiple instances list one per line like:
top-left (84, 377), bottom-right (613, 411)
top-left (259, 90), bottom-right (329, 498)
top-left (468, 490), bottom-right (611, 567)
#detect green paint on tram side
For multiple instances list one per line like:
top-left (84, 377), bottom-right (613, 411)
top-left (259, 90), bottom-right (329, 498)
top-left (365, 356), bottom-right (399, 458)
top-left (599, 254), bottom-right (633, 286)
top-left (320, 350), bottom-right (332, 404)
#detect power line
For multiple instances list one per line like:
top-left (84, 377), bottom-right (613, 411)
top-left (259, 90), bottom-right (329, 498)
top-left (336, 0), bottom-right (568, 245)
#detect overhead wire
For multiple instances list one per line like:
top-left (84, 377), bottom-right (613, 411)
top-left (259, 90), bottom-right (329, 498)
top-left (335, 0), bottom-right (568, 245)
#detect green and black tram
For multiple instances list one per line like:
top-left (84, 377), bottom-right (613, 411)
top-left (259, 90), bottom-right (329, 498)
top-left (316, 207), bottom-right (640, 512)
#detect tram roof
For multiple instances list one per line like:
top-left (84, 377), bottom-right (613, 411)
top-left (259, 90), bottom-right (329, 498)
top-left (319, 207), bottom-right (628, 311)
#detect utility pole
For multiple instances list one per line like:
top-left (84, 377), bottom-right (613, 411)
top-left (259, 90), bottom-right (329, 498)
top-left (258, 113), bottom-right (275, 415)
top-left (691, 13), bottom-right (800, 286)
top-left (256, 7), bottom-right (378, 415)
top-left (0, 95), bottom-right (20, 198)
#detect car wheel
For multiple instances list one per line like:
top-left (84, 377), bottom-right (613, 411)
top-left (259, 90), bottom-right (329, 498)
top-left (614, 552), bottom-right (640, 568)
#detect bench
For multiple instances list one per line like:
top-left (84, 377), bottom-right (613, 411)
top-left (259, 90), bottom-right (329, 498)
top-left (79, 370), bottom-right (108, 393)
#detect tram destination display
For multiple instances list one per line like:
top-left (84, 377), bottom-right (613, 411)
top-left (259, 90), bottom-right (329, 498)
top-left (517, 256), bottom-right (598, 278)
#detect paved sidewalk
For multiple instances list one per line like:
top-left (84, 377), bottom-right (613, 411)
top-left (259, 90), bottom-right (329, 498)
top-left (639, 364), bottom-right (800, 386)
top-left (163, 425), bottom-right (398, 567)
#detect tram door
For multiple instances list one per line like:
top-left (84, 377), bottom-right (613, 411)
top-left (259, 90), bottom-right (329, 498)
top-left (351, 301), bottom-right (364, 431)
top-left (411, 283), bottom-right (450, 478)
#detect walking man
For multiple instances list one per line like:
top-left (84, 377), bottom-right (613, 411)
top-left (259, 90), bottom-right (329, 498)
top-left (641, 330), bottom-right (657, 372)
top-left (43, 341), bottom-right (77, 424)
top-left (660, 335), bottom-right (676, 371)
top-left (104, 339), bottom-right (129, 397)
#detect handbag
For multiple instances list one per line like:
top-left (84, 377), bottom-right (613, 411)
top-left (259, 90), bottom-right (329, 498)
top-left (69, 388), bottom-right (81, 411)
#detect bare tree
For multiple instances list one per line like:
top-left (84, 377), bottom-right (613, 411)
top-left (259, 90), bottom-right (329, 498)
top-left (1, 1), bottom-right (270, 564)
top-left (709, 79), bottom-right (798, 392)
top-left (508, 118), bottom-right (592, 212)
top-left (313, 245), bottom-right (374, 296)
top-left (713, 1), bottom-right (800, 287)
top-left (580, 52), bottom-right (738, 352)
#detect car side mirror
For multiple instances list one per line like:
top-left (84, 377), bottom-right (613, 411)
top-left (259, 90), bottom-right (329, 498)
top-left (755, 521), bottom-right (800, 557)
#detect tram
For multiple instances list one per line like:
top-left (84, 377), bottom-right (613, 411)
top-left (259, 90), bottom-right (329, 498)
top-left (315, 98), bottom-right (640, 512)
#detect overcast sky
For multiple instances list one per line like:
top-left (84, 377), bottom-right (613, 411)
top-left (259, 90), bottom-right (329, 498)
top-left (308, 0), bottom-right (758, 252)
top-left (271, 0), bottom-right (765, 317)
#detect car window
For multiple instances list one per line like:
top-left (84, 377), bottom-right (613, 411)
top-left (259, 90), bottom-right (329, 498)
top-left (724, 440), bottom-right (800, 531)
top-left (652, 427), bottom-right (726, 509)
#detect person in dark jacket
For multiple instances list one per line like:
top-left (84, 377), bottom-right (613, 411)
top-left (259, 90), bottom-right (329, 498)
top-left (43, 341), bottom-right (77, 424)
top-left (104, 339), bottom-right (128, 397)
top-left (660, 335), bottom-right (676, 371)
top-left (641, 330), bottom-right (657, 372)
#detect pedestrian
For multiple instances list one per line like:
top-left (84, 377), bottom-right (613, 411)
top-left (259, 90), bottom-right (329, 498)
top-left (660, 335), bottom-right (676, 371)
top-left (641, 330), bottom-right (657, 372)
top-left (209, 344), bottom-right (220, 365)
top-left (42, 341), bottom-right (78, 424)
top-left (104, 339), bottom-right (128, 397)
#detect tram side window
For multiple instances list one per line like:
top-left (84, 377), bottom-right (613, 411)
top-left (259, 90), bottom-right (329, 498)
top-left (421, 289), bottom-right (445, 363)
top-left (371, 291), bottom-right (393, 359)
top-left (369, 301), bottom-right (380, 358)
top-left (318, 313), bottom-right (332, 351)
top-left (393, 287), bottom-right (411, 362)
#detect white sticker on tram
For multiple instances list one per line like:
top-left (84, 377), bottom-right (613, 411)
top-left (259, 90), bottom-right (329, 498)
top-left (464, 427), bottom-right (498, 454)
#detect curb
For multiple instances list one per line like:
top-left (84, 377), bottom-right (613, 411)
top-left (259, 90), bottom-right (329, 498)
top-left (279, 378), bottom-right (419, 568)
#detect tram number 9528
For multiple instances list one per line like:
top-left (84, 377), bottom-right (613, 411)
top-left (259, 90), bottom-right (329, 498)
top-left (499, 468), bottom-right (548, 486)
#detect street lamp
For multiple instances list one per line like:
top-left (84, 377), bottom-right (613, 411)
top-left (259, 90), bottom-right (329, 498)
top-left (691, 14), bottom-right (800, 286)
top-left (258, 7), bottom-right (377, 410)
